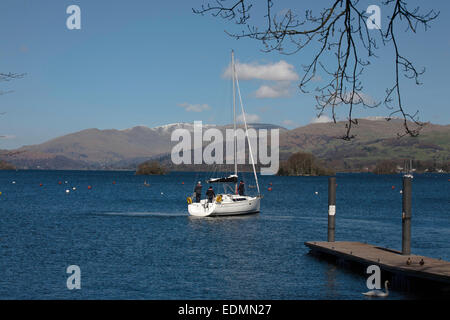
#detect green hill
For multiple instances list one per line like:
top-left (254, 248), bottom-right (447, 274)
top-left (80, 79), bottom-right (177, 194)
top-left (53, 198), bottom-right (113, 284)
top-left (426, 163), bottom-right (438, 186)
top-left (280, 119), bottom-right (449, 172)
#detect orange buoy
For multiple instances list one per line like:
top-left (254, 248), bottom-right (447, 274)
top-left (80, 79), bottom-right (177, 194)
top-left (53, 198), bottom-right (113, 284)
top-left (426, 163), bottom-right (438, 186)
top-left (58, 181), bottom-right (62, 185)
top-left (269, 182), bottom-right (272, 186)
top-left (88, 185), bottom-right (92, 190)
top-left (182, 182), bottom-right (184, 185)
top-left (391, 186), bottom-right (395, 189)
top-left (113, 181), bottom-right (116, 184)
top-left (268, 187), bottom-right (272, 191)
top-left (39, 183), bottom-right (43, 187)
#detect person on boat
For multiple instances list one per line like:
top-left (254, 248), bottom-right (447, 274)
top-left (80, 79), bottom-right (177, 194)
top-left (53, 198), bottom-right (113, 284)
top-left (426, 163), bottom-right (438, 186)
top-left (194, 181), bottom-right (202, 203)
top-left (238, 180), bottom-right (245, 196)
top-left (206, 186), bottom-right (215, 203)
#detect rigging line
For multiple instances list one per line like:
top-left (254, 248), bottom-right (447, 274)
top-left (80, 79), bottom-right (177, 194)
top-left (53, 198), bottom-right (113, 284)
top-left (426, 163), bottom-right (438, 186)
top-left (234, 69), bottom-right (261, 196)
top-left (232, 50), bottom-right (238, 191)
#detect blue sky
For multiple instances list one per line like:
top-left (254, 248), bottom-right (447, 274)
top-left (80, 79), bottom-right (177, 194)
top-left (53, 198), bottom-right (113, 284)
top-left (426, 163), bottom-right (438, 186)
top-left (0, 0), bottom-right (449, 149)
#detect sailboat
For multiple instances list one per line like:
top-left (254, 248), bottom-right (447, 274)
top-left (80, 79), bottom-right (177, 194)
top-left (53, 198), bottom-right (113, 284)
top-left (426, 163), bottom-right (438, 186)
top-left (187, 50), bottom-right (261, 217)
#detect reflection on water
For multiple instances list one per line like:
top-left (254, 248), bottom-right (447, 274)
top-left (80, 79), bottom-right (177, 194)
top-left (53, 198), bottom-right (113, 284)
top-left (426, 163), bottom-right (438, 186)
top-left (325, 265), bottom-right (338, 298)
top-left (188, 212), bottom-right (260, 222)
top-left (100, 212), bottom-right (187, 217)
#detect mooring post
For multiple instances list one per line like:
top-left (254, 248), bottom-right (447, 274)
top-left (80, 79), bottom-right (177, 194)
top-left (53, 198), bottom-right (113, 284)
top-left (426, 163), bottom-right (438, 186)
top-left (402, 176), bottom-right (412, 255)
top-left (328, 176), bottom-right (336, 242)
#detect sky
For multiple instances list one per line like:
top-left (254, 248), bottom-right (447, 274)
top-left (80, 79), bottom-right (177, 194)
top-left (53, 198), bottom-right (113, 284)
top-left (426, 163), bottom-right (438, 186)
top-left (0, 0), bottom-right (449, 149)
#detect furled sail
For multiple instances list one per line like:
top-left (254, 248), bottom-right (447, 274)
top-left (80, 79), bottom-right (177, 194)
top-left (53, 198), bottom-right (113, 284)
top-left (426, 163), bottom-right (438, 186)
top-left (206, 174), bottom-right (238, 184)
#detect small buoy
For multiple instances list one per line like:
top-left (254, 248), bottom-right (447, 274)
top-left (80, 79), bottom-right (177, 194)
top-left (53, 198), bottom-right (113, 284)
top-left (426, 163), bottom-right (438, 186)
top-left (267, 187), bottom-right (272, 191)
top-left (0, 191), bottom-right (2, 196)
top-left (65, 181), bottom-right (68, 184)
top-left (88, 186), bottom-right (92, 190)
top-left (161, 192), bottom-right (164, 195)
top-left (391, 186), bottom-right (395, 189)
top-left (12, 181), bottom-right (16, 184)
top-left (65, 189), bottom-right (70, 194)
top-left (72, 187), bottom-right (76, 191)
top-left (315, 191), bottom-right (319, 195)
top-left (400, 190), bottom-right (403, 194)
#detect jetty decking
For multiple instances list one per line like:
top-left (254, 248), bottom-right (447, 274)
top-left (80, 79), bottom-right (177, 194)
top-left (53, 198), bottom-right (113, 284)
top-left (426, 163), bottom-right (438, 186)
top-left (305, 241), bottom-right (450, 286)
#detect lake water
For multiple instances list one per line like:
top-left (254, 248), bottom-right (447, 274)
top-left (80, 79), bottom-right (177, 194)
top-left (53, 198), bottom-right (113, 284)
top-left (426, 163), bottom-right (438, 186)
top-left (0, 170), bottom-right (448, 299)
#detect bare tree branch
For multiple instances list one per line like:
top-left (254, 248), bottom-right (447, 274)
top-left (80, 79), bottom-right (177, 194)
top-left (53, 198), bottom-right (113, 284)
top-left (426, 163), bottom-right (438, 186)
top-left (194, 0), bottom-right (439, 139)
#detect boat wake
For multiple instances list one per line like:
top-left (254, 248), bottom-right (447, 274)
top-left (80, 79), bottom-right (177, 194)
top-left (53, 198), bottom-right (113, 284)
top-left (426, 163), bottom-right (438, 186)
top-left (98, 211), bottom-right (187, 218)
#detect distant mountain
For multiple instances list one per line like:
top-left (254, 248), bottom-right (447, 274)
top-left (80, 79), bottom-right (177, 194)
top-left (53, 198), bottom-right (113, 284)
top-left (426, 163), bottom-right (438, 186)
top-left (1, 119), bottom-right (448, 171)
top-left (0, 160), bottom-right (15, 170)
top-left (1, 123), bottom-right (287, 170)
top-left (279, 119), bottom-right (449, 171)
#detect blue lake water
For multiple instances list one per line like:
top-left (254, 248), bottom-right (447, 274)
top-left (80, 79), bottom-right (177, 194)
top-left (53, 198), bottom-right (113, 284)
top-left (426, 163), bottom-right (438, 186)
top-left (0, 170), bottom-right (448, 299)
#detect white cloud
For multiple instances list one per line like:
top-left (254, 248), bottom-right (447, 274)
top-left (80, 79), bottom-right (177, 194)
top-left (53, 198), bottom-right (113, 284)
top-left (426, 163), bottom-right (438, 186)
top-left (223, 60), bottom-right (299, 81)
top-left (254, 83), bottom-right (291, 98)
top-left (353, 92), bottom-right (377, 106)
top-left (237, 112), bottom-right (260, 123)
top-left (178, 103), bottom-right (211, 112)
top-left (340, 92), bottom-right (376, 106)
top-left (311, 115), bottom-right (333, 124)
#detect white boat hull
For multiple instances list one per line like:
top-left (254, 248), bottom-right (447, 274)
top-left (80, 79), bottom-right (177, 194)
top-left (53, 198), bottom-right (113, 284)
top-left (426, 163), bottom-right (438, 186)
top-left (188, 194), bottom-right (260, 217)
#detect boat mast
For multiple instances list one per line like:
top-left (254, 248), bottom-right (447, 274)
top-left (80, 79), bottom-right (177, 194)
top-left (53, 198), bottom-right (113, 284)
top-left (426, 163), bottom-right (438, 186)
top-left (234, 56), bottom-right (261, 196)
top-left (232, 50), bottom-right (238, 193)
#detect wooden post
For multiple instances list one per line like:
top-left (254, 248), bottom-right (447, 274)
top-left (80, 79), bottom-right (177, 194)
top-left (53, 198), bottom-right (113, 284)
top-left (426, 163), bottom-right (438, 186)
top-left (328, 177), bottom-right (336, 242)
top-left (402, 176), bottom-right (412, 255)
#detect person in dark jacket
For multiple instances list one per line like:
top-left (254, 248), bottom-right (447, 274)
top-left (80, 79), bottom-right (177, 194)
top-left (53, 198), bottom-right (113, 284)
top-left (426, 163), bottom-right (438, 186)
top-left (194, 181), bottom-right (202, 203)
top-left (206, 186), bottom-right (215, 203)
top-left (238, 180), bottom-right (245, 196)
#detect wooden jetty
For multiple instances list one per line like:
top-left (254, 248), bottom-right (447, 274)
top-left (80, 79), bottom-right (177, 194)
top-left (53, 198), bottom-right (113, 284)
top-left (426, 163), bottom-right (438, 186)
top-left (305, 176), bottom-right (450, 295)
top-left (305, 241), bottom-right (450, 288)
